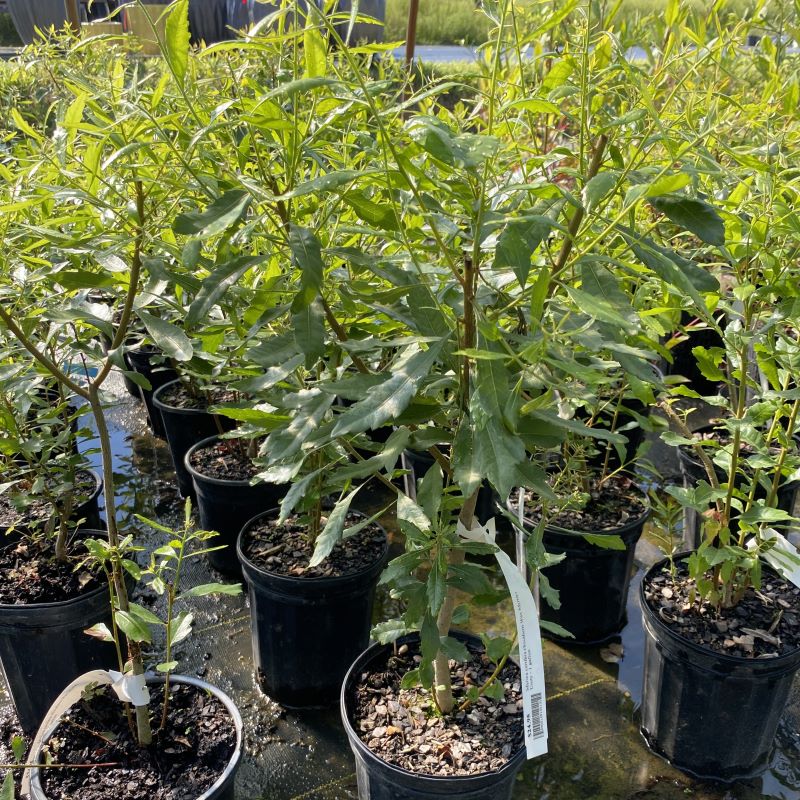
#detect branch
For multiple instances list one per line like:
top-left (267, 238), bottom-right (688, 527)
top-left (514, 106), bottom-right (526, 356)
top-left (549, 133), bottom-right (609, 292)
top-left (0, 304), bottom-right (89, 399)
top-left (92, 180), bottom-right (145, 389)
top-left (320, 296), bottom-right (370, 375)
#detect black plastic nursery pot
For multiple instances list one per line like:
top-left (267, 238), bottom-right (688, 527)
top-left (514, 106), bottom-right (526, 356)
top-left (125, 345), bottom-right (177, 439)
top-left (0, 554), bottom-right (118, 733)
top-left (28, 673), bottom-right (244, 800)
top-left (185, 436), bottom-right (289, 576)
top-left (639, 553), bottom-right (800, 781)
top-left (237, 510), bottom-right (388, 708)
top-left (153, 379), bottom-right (231, 498)
top-left (341, 631), bottom-right (527, 800)
top-left (71, 468), bottom-right (103, 530)
top-left (678, 424), bottom-right (800, 547)
top-left (514, 489), bottom-right (650, 645)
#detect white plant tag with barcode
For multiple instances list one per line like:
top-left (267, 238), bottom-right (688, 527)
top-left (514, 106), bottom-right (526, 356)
top-left (457, 517), bottom-right (548, 759)
top-left (748, 529), bottom-right (800, 588)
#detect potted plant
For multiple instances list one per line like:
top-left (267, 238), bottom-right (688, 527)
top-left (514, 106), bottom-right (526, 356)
top-left (0, 6), bottom-right (246, 783)
top-left (640, 167), bottom-right (800, 779)
top-left (23, 501), bottom-right (244, 800)
top-left (232, 370), bottom-right (392, 706)
top-left (0, 371), bottom-right (111, 732)
top-left (185, 431), bottom-right (289, 575)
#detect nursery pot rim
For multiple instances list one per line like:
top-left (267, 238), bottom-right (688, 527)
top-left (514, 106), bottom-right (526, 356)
top-left (28, 672), bottom-right (243, 800)
top-left (0, 524), bottom-right (108, 614)
top-left (185, 435), bottom-right (259, 489)
top-left (236, 507), bottom-right (389, 588)
top-left (340, 630), bottom-right (527, 785)
top-left (153, 379), bottom-right (217, 417)
top-left (507, 479), bottom-right (651, 539)
top-left (640, 550), bottom-right (800, 668)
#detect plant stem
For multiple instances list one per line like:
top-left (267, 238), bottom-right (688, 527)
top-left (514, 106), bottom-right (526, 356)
top-left (548, 134), bottom-right (609, 293)
top-left (433, 490), bottom-right (479, 714)
top-left (88, 385), bottom-right (152, 746)
top-left (458, 631), bottom-right (517, 712)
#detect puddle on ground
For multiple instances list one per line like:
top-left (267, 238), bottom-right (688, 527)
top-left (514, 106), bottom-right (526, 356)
top-left (1, 374), bottom-right (799, 800)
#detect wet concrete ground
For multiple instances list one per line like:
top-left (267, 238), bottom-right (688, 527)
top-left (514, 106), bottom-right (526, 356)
top-left (3, 374), bottom-right (800, 800)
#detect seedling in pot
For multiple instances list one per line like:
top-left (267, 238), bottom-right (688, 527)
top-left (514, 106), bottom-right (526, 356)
top-left (82, 498), bottom-right (241, 729)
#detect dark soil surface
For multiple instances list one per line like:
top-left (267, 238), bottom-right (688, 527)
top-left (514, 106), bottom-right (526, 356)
top-left (241, 514), bottom-right (386, 578)
top-left (350, 640), bottom-right (524, 776)
top-left (0, 468), bottom-right (98, 530)
top-left (514, 473), bottom-right (648, 532)
top-left (40, 682), bottom-right (236, 800)
top-left (643, 559), bottom-right (800, 658)
top-left (188, 439), bottom-right (259, 482)
top-left (157, 383), bottom-right (235, 411)
top-left (0, 537), bottom-right (103, 605)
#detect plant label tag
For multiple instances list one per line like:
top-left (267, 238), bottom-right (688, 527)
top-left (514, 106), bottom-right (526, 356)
top-left (749, 529), bottom-right (800, 589)
top-left (457, 518), bottom-right (548, 759)
top-left (108, 669), bottom-right (151, 706)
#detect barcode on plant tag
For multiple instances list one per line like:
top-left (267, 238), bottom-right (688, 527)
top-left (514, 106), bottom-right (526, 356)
top-left (529, 692), bottom-right (545, 739)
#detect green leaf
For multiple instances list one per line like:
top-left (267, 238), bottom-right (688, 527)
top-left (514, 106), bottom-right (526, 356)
top-left (582, 533), bottom-right (627, 550)
top-left (474, 417), bottom-right (527, 501)
top-left (173, 190), bottom-right (251, 239)
top-left (645, 172), bottom-right (692, 197)
top-left (448, 563), bottom-right (491, 595)
top-left (137, 309), bottom-right (193, 362)
top-left (372, 619), bottom-right (409, 645)
top-left (309, 487), bottom-right (361, 567)
top-left (566, 285), bottom-right (637, 332)
top-left (1, 773), bottom-right (14, 800)
top-left (265, 390), bottom-right (334, 462)
top-left (179, 582), bottom-right (242, 599)
top-left (739, 505), bottom-right (794, 525)
top-left (115, 610), bottom-right (152, 644)
top-left (420, 612), bottom-right (440, 667)
top-left (397, 493), bottom-right (432, 532)
top-left (494, 215), bottom-right (553, 288)
top-left (57, 270), bottom-right (117, 291)
top-left (483, 679), bottom-right (506, 701)
top-left (186, 256), bottom-right (263, 328)
top-left (540, 619), bottom-right (574, 638)
top-left (572, 259), bottom-right (638, 332)
top-left (342, 191), bottom-right (399, 231)
top-left (291, 296), bottom-right (326, 366)
top-left (452, 421), bottom-right (482, 498)
top-left (165, 0), bottom-right (190, 86)
top-left (691, 346), bottom-right (726, 382)
top-left (649, 196), bottom-right (725, 246)
top-left (417, 463), bottom-right (442, 524)
top-left (483, 634), bottom-right (513, 663)
top-left (439, 635), bottom-right (470, 662)
top-left (290, 225), bottom-right (324, 300)
top-left (84, 622), bottom-right (115, 642)
top-left (621, 226), bottom-right (719, 303)
top-left (156, 661), bottom-right (179, 673)
top-left (332, 341), bottom-right (445, 437)
top-left (274, 170), bottom-right (364, 200)
top-left (400, 667), bottom-right (421, 689)
top-left (11, 734), bottom-right (25, 764)
top-left (304, 19), bottom-right (327, 79)
top-left (168, 611), bottom-right (194, 647)
top-left (427, 559), bottom-right (447, 615)
top-left (127, 602), bottom-right (163, 626)
top-left (507, 97), bottom-right (561, 114)
top-left (582, 172), bottom-right (618, 212)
